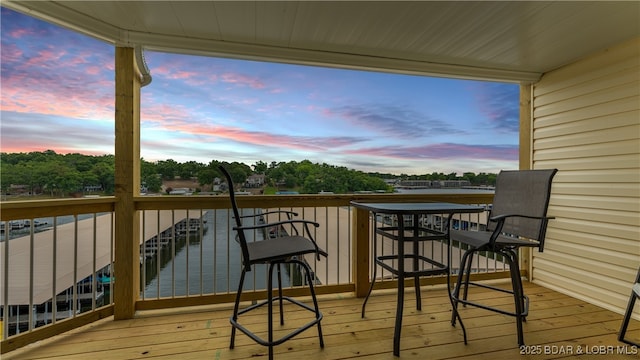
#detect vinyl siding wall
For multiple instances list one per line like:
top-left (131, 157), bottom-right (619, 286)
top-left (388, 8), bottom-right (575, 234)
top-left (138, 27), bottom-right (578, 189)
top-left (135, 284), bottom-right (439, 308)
top-left (530, 37), bottom-right (640, 318)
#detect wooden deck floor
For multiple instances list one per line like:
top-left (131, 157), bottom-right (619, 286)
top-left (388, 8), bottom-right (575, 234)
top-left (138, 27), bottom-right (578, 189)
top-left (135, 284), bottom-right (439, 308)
top-left (4, 281), bottom-right (639, 360)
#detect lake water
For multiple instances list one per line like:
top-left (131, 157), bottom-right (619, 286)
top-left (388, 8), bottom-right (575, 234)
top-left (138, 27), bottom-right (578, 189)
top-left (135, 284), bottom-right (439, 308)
top-left (140, 189), bottom-right (494, 298)
top-left (141, 209), bottom-right (303, 298)
top-left (395, 188), bottom-right (494, 195)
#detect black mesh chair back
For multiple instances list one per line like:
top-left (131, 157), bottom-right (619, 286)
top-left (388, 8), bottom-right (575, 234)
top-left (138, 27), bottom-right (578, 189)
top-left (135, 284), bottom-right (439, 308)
top-left (451, 168), bottom-right (557, 347)
top-left (487, 169), bottom-right (557, 249)
top-left (219, 166), bottom-right (326, 360)
top-left (224, 168), bottom-right (252, 271)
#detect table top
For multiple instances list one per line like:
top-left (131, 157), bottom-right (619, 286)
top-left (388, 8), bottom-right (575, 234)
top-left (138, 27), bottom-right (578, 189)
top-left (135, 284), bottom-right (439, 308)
top-left (350, 201), bottom-right (484, 215)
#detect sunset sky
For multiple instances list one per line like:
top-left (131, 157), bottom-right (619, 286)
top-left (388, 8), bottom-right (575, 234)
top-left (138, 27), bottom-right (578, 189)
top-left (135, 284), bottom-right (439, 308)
top-left (1, 8), bottom-right (520, 175)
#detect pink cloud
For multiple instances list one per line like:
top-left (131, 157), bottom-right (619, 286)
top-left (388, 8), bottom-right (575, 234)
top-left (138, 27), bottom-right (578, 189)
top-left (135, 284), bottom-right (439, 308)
top-left (345, 143), bottom-right (518, 161)
top-left (85, 66), bottom-right (102, 75)
top-left (221, 72), bottom-right (265, 89)
top-left (0, 43), bottom-right (23, 62)
top-left (25, 48), bottom-right (65, 67)
top-left (168, 70), bottom-right (198, 80)
top-left (1, 83), bottom-right (114, 120)
top-left (8, 28), bottom-right (34, 38)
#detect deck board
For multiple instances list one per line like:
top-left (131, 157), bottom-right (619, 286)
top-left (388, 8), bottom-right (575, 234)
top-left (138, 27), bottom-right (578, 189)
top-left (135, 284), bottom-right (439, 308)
top-left (4, 281), bottom-right (638, 359)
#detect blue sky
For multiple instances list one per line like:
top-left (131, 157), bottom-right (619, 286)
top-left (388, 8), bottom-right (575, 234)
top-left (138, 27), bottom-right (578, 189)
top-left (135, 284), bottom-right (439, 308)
top-left (1, 8), bottom-right (519, 175)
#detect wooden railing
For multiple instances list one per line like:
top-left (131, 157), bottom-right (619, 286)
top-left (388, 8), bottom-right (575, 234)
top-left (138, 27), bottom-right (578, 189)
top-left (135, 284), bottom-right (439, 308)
top-left (1, 192), bottom-right (496, 353)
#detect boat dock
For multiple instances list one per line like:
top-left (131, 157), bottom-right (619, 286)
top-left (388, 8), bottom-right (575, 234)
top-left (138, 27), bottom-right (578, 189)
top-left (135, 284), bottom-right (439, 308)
top-left (0, 210), bottom-right (203, 335)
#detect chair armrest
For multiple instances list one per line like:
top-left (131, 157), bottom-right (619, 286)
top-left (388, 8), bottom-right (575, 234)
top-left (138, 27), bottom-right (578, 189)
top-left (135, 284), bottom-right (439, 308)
top-left (488, 214), bottom-right (555, 248)
top-left (237, 210), bottom-right (298, 219)
top-left (490, 213), bottom-right (555, 222)
top-left (234, 219), bottom-right (320, 231)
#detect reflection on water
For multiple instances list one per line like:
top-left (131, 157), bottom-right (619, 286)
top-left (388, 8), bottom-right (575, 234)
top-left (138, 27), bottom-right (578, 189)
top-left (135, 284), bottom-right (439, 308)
top-left (142, 209), bottom-right (305, 298)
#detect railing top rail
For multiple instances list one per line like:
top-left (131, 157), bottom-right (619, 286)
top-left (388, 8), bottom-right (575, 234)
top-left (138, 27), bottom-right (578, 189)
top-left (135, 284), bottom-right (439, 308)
top-left (1, 197), bottom-right (116, 221)
top-left (0, 193), bottom-right (494, 219)
top-left (134, 193), bottom-right (494, 210)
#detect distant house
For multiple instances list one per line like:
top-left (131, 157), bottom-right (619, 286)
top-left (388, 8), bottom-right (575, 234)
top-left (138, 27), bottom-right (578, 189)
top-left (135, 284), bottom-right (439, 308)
top-left (169, 188), bottom-right (192, 195)
top-left (8, 184), bottom-right (30, 195)
top-left (439, 180), bottom-right (471, 188)
top-left (398, 180), bottom-right (437, 188)
top-left (245, 174), bottom-right (265, 188)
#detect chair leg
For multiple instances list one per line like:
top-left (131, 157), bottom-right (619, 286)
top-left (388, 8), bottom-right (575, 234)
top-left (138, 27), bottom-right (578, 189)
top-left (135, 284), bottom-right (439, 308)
top-left (619, 288), bottom-right (639, 346)
top-left (301, 260), bottom-right (325, 348)
top-left (230, 268), bottom-right (247, 349)
top-left (447, 250), bottom-right (468, 344)
top-left (268, 263), bottom-right (276, 360)
top-left (277, 263), bottom-right (284, 326)
top-left (361, 254), bottom-right (378, 318)
top-left (451, 248), bottom-right (474, 327)
top-left (462, 250), bottom-right (475, 303)
top-left (505, 249), bottom-right (525, 346)
top-left (511, 250), bottom-right (528, 322)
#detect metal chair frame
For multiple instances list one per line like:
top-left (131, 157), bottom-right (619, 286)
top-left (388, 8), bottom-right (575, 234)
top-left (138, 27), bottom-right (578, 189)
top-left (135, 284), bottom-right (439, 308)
top-left (450, 169), bottom-right (558, 346)
top-left (220, 166), bottom-right (326, 360)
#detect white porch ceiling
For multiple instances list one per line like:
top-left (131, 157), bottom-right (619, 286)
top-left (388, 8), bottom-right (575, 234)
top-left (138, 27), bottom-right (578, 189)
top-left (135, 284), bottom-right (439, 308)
top-left (3, 1), bottom-right (639, 82)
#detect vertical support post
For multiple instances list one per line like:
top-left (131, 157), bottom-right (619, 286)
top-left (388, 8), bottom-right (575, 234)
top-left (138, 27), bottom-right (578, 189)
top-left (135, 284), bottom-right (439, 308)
top-left (352, 207), bottom-right (370, 297)
top-left (519, 83), bottom-right (533, 278)
top-left (114, 47), bottom-right (142, 320)
top-left (519, 83), bottom-right (533, 171)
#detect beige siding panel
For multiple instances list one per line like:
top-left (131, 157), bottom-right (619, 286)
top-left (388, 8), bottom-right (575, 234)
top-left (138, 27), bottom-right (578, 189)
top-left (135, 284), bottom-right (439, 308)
top-left (535, 139), bottom-right (639, 160)
top-left (551, 205), bottom-right (639, 227)
top-left (535, 111), bottom-right (639, 139)
top-left (534, 153), bottom-right (640, 172)
top-left (534, 37), bottom-right (640, 96)
top-left (550, 194), bottom-right (640, 212)
top-left (531, 37), bottom-right (640, 317)
top-left (544, 238), bottom-right (638, 268)
top-left (535, 256), bottom-right (634, 294)
top-left (534, 123), bottom-right (639, 149)
top-left (535, 253), bottom-right (634, 290)
top-left (550, 182), bottom-right (639, 198)
top-left (549, 217), bottom-right (639, 241)
top-left (534, 265), bottom-right (633, 313)
top-left (535, 60), bottom-right (640, 106)
top-left (546, 227), bottom-right (640, 255)
top-left (535, 98), bottom-right (638, 129)
top-left (553, 169), bottom-right (640, 184)
top-left (535, 80), bottom-right (639, 119)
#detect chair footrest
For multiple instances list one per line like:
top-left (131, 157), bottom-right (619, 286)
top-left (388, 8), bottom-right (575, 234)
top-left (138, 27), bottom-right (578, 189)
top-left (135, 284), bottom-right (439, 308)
top-left (452, 282), bottom-right (530, 318)
top-left (237, 295), bottom-right (317, 316)
top-left (231, 296), bottom-right (323, 347)
top-left (376, 254), bottom-right (448, 277)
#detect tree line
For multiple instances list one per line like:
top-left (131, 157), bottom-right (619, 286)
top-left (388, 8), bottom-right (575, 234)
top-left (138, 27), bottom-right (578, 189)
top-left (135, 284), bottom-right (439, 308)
top-left (1, 151), bottom-right (496, 197)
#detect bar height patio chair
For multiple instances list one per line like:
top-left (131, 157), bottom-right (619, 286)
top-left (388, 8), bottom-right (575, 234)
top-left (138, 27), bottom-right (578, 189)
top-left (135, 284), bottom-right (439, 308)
top-left (450, 169), bottom-right (558, 346)
top-left (619, 266), bottom-right (640, 347)
top-left (219, 166), bottom-right (328, 360)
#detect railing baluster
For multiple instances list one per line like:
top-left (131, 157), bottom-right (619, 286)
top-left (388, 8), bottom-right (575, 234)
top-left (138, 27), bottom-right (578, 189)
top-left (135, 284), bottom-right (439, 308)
top-left (3, 221), bottom-right (9, 339)
top-left (92, 213), bottom-right (97, 311)
top-left (185, 212), bottom-right (190, 296)
top-left (110, 212), bottom-right (114, 305)
top-left (52, 217), bottom-right (57, 326)
top-left (199, 209), bottom-right (204, 296)
top-left (226, 208), bottom-right (231, 294)
top-left (73, 215), bottom-right (78, 318)
top-left (213, 209), bottom-right (218, 294)
top-left (155, 210), bottom-right (161, 299)
top-left (171, 210), bottom-right (176, 298)
top-left (28, 218), bottom-right (34, 332)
